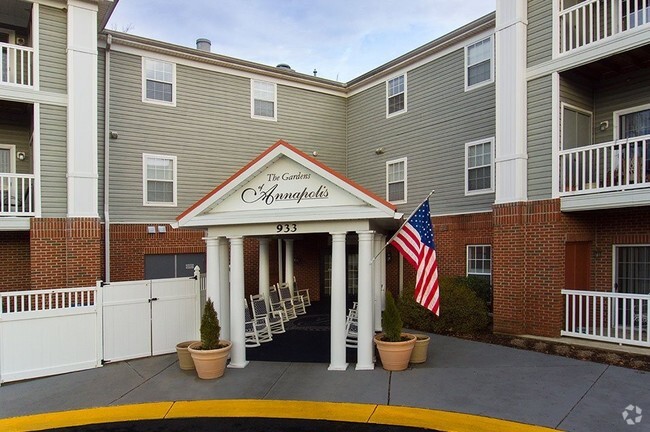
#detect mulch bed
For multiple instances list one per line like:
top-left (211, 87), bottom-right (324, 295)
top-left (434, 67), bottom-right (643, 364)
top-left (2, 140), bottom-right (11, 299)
top-left (448, 330), bottom-right (650, 372)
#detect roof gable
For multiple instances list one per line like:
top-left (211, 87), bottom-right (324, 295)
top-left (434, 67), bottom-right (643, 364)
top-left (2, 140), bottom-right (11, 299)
top-left (177, 140), bottom-right (398, 228)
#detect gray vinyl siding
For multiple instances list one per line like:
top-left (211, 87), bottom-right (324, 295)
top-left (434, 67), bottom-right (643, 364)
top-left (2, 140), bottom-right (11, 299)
top-left (39, 5), bottom-right (67, 94)
top-left (347, 48), bottom-right (495, 216)
top-left (560, 74), bottom-right (594, 146)
top-left (107, 51), bottom-right (346, 223)
top-left (594, 68), bottom-right (650, 143)
top-left (97, 49), bottom-right (105, 219)
top-left (527, 0), bottom-right (554, 67)
top-left (527, 75), bottom-right (553, 200)
top-left (40, 104), bottom-right (67, 217)
top-left (0, 122), bottom-right (31, 174)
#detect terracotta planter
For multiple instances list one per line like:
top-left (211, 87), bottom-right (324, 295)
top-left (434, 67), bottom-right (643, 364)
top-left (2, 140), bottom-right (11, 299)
top-left (374, 333), bottom-right (416, 371)
top-left (188, 341), bottom-right (232, 379)
top-left (409, 334), bottom-right (430, 364)
top-left (176, 341), bottom-right (199, 370)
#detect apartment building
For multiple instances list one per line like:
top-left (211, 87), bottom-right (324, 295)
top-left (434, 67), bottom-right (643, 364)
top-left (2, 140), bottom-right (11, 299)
top-left (1, 0), bottom-right (648, 351)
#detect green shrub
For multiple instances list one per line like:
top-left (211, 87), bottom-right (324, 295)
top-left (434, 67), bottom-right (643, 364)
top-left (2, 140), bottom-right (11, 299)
top-left (399, 276), bottom-right (490, 334)
top-left (381, 292), bottom-right (403, 342)
top-left (200, 298), bottom-right (221, 350)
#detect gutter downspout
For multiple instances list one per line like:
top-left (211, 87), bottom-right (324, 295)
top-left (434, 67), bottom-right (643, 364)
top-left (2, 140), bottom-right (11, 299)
top-left (104, 34), bottom-right (112, 283)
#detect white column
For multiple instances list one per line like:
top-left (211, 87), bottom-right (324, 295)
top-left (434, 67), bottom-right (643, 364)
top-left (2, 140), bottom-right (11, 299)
top-left (495, 0), bottom-right (528, 204)
top-left (66, 0), bottom-right (98, 217)
top-left (328, 232), bottom-right (348, 371)
top-left (277, 239), bottom-right (284, 284)
top-left (228, 236), bottom-right (248, 368)
top-left (204, 237), bottom-right (222, 314)
top-left (284, 239), bottom-right (294, 295)
top-left (258, 238), bottom-right (270, 307)
top-left (373, 234), bottom-right (384, 332)
top-left (219, 239), bottom-right (230, 341)
top-left (356, 230), bottom-right (375, 370)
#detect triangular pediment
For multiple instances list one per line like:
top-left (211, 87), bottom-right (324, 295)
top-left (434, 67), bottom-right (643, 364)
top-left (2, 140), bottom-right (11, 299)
top-left (177, 140), bottom-right (398, 228)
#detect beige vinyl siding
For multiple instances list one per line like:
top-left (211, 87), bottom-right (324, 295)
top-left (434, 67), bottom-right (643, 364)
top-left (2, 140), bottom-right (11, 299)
top-left (40, 104), bottom-right (67, 217)
top-left (347, 48), bottom-right (495, 216)
top-left (527, 0), bottom-right (554, 67)
top-left (107, 51), bottom-right (346, 223)
top-left (527, 75), bottom-right (553, 200)
top-left (39, 5), bottom-right (67, 94)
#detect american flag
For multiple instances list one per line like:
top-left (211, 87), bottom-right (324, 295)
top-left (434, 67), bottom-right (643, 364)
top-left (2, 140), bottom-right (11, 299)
top-left (389, 200), bottom-right (440, 315)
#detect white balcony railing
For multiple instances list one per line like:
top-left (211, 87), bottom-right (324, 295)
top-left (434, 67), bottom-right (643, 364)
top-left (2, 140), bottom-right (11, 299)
top-left (0, 173), bottom-right (35, 216)
top-left (562, 289), bottom-right (649, 347)
top-left (0, 42), bottom-right (34, 88)
top-left (559, 0), bottom-right (650, 54)
top-left (559, 135), bottom-right (650, 195)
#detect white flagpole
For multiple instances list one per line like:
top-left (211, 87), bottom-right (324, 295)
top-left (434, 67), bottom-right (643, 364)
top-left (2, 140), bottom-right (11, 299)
top-left (370, 189), bottom-right (435, 264)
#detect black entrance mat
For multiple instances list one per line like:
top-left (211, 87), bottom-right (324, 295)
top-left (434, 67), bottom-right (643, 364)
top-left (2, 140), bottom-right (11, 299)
top-left (246, 302), bottom-right (357, 363)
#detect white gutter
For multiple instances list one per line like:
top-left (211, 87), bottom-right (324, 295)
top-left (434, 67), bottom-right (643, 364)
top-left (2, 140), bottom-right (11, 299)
top-left (104, 34), bottom-right (112, 283)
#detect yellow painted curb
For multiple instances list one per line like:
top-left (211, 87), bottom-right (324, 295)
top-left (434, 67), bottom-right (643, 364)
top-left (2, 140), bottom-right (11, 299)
top-left (371, 405), bottom-right (560, 432)
top-left (0, 402), bottom-right (173, 432)
top-left (0, 399), bottom-right (563, 432)
top-left (167, 399), bottom-right (376, 422)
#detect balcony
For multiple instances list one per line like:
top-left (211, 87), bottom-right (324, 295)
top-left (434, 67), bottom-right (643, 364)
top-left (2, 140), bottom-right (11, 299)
top-left (559, 0), bottom-right (650, 54)
top-left (0, 173), bottom-right (34, 217)
top-left (0, 42), bottom-right (34, 88)
top-left (560, 134), bottom-right (650, 196)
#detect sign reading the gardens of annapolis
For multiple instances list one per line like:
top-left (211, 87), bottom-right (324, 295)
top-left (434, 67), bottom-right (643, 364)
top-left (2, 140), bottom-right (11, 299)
top-left (241, 171), bottom-right (329, 206)
top-left (214, 157), bottom-right (362, 212)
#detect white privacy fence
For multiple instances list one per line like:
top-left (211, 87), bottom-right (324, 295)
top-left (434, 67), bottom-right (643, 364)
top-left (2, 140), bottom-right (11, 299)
top-left (562, 289), bottom-right (650, 347)
top-left (0, 284), bottom-right (103, 384)
top-left (559, 0), bottom-right (650, 54)
top-left (0, 272), bottom-right (202, 385)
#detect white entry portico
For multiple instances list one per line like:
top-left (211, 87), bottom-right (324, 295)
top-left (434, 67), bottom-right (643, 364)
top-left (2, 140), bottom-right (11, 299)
top-left (176, 140), bottom-right (400, 370)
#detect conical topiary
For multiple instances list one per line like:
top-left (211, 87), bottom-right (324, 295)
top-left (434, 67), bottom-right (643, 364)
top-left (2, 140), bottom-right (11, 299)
top-left (200, 298), bottom-right (221, 350)
top-left (382, 291), bottom-right (403, 342)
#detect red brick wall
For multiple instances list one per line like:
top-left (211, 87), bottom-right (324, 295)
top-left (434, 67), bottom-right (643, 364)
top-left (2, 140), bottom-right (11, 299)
top-left (30, 218), bottom-right (103, 289)
top-left (109, 224), bottom-right (206, 282)
top-left (0, 231), bottom-right (30, 292)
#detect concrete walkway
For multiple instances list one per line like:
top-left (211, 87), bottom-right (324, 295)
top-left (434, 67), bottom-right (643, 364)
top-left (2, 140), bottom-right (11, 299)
top-left (0, 334), bottom-right (648, 431)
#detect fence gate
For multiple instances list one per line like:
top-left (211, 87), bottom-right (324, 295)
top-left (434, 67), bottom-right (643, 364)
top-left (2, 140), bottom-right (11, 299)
top-left (103, 277), bottom-right (199, 362)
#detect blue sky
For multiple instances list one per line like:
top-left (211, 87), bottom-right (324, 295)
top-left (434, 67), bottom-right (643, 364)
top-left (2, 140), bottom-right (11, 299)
top-left (108, 0), bottom-right (495, 82)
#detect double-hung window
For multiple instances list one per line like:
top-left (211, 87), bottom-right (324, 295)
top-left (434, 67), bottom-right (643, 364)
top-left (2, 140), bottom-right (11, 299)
top-left (465, 138), bottom-right (494, 194)
top-left (386, 74), bottom-right (406, 117)
top-left (143, 154), bottom-right (177, 206)
top-left (251, 80), bottom-right (277, 120)
top-left (142, 58), bottom-right (175, 105)
top-left (386, 157), bottom-right (407, 203)
top-left (467, 245), bottom-right (492, 282)
top-left (465, 36), bottom-right (493, 91)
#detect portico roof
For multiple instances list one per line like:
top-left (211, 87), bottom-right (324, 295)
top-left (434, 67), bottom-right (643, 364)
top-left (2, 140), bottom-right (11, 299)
top-left (176, 140), bottom-right (401, 230)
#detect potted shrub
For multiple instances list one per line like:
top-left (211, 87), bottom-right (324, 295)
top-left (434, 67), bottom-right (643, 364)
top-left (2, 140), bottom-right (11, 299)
top-left (188, 298), bottom-right (232, 379)
top-left (373, 292), bottom-right (416, 371)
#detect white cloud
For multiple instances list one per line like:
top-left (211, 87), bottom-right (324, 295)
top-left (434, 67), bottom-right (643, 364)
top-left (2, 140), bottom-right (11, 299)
top-left (108, 0), bottom-right (495, 81)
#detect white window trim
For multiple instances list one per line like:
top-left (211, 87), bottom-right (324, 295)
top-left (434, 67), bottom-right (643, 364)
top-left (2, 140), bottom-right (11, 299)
top-left (251, 79), bottom-right (277, 121)
top-left (465, 137), bottom-right (495, 196)
top-left (142, 153), bottom-right (177, 207)
top-left (0, 144), bottom-right (16, 173)
top-left (466, 244), bottom-right (492, 280)
top-left (386, 73), bottom-right (407, 118)
top-left (0, 28), bottom-right (16, 44)
top-left (560, 102), bottom-right (593, 149)
top-left (141, 57), bottom-right (177, 107)
top-left (612, 244), bottom-right (650, 293)
top-left (612, 103), bottom-right (650, 140)
top-left (386, 157), bottom-right (407, 204)
top-left (464, 35), bottom-right (494, 92)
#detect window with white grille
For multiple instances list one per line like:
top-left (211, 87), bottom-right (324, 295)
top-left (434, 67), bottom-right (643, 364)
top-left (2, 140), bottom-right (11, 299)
top-left (386, 74), bottom-right (406, 117)
top-left (465, 36), bottom-right (493, 91)
top-left (143, 154), bottom-right (177, 206)
top-left (251, 80), bottom-right (277, 120)
top-left (386, 158), bottom-right (407, 203)
top-left (142, 58), bottom-right (175, 105)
